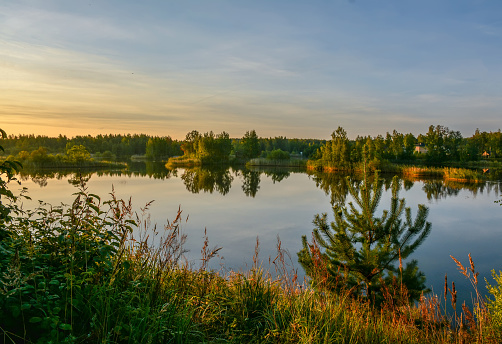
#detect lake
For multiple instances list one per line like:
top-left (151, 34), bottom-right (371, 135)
top-left (14, 163), bottom-right (502, 306)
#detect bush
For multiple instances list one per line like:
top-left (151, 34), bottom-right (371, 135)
top-left (266, 149), bottom-right (290, 160)
top-left (486, 270), bottom-right (502, 339)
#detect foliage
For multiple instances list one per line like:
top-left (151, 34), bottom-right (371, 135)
top-left (258, 136), bottom-right (324, 158)
top-left (309, 125), bottom-right (502, 172)
top-left (443, 167), bottom-right (484, 182)
top-left (180, 130), bottom-right (232, 164)
top-left (145, 136), bottom-right (181, 160)
top-left (486, 270), bottom-right (502, 339)
top-left (0, 133), bottom-right (157, 159)
top-left (298, 172), bottom-right (431, 305)
top-left (0, 177), bottom-right (200, 343)
top-left (266, 148), bottom-right (290, 160)
top-left (0, 128), bottom-right (23, 236)
top-left (424, 125), bottom-right (463, 163)
top-left (319, 126), bottom-right (352, 169)
top-left (66, 144), bottom-right (91, 163)
top-left (240, 129), bottom-right (261, 159)
top-left (247, 157), bottom-right (305, 168)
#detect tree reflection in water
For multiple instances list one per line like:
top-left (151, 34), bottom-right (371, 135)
top-left (181, 167), bottom-right (233, 195)
top-left (240, 169), bottom-right (260, 197)
top-left (13, 162), bottom-right (502, 201)
top-left (308, 170), bottom-right (502, 205)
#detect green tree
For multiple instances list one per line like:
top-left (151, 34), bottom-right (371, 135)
top-left (145, 136), bottom-right (176, 160)
top-left (30, 146), bottom-right (51, 165)
top-left (241, 130), bottom-right (261, 159)
top-left (181, 130), bottom-right (200, 157)
top-left (66, 144), bottom-right (91, 163)
top-left (403, 133), bottom-right (416, 159)
top-left (298, 173), bottom-right (431, 305)
top-left (389, 130), bottom-right (404, 160)
top-left (266, 149), bottom-right (290, 160)
top-left (319, 126), bottom-right (351, 168)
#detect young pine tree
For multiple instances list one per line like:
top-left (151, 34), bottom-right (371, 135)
top-left (298, 172), bottom-right (431, 304)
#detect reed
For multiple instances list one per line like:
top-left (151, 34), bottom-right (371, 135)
top-left (247, 158), bottom-right (307, 167)
top-left (443, 167), bottom-right (484, 182)
top-left (401, 165), bottom-right (444, 177)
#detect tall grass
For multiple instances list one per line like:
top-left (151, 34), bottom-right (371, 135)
top-left (401, 166), bottom-right (444, 178)
top-left (443, 167), bottom-right (484, 182)
top-left (247, 158), bottom-right (307, 167)
top-left (1, 180), bottom-right (501, 343)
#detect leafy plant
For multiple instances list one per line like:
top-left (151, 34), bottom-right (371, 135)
top-left (486, 270), bottom-right (502, 339)
top-left (0, 128), bottom-right (23, 229)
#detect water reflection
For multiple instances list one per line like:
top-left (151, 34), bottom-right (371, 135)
top-left (307, 170), bottom-right (502, 203)
top-left (17, 161), bottom-right (177, 185)
top-left (307, 171), bottom-right (351, 206)
top-left (16, 163), bottom-right (502, 201)
top-left (422, 180), bottom-right (461, 200)
top-left (239, 169), bottom-right (260, 197)
top-left (181, 167), bottom-right (233, 195)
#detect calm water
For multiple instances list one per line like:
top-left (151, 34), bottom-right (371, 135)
top-left (15, 163), bottom-right (502, 305)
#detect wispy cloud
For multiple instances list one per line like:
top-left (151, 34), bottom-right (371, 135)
top-left (2, 1), bottom-right (502, 138)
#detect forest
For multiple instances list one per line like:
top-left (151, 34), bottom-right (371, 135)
top-left (313, 125), bottom-right (502, 170)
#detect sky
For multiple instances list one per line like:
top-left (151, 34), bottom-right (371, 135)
top-left (1, 0), bottom-right (501, 140)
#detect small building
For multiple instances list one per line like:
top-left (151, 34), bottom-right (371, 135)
top-left (415, 143), bottom-right (428, 154)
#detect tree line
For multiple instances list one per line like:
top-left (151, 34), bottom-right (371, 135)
top-left (2, 125), bottom-right (501, 167)
top-left (0, 130), bottom-right (324, 165)
top-left (314, 125), bottom-right (502, 170)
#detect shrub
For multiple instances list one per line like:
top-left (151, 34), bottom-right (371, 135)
top-left (486, 270), bottom-right (502, 339)
top-left (266, 149), bottom-right (290, 160)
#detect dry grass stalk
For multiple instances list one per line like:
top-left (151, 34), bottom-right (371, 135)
top-left (200, 227), bottom-right (222, 272)
top-left (272, 236), bottom-right (299, 296)
top-left (449, 281), bottom-right (457, 310)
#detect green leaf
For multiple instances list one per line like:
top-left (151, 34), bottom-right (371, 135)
top-left (21, 303), bottom-right (32, 310)
top-left (59, 323), bottom-right (72, 331)
top-left (29, 317), bottom-right (43, 323)
top-left (11, 306), bottom-right (20, 318)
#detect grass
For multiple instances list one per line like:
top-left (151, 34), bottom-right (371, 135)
top-left (400, 166), bottom-right (445, 178)
top-left (308, 160), bottom-right (487, 183)
top-left (246, 158), bottom-right (307, 168)
top-left (166, 156), bottom-right (202, 167)
top-left (443, 167), bottom-right (485, 182)
top-left (1, 180), bottom-right (501, 343)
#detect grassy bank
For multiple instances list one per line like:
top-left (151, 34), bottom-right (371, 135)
top-left (307, 160), bottom-right (487, 182)
top-left (20, 160), bottom-right (127, 170)
top-left (1, 182), bottom-right (501, 343)
top-left (166, 156), bottom-right (202, 167)
top-left (247, 158), bottom-right (307, 168)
